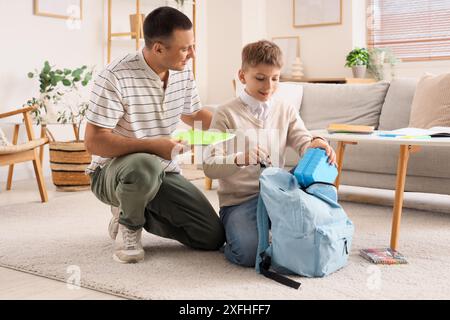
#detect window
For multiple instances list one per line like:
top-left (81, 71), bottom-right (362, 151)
top-left (367, 0), bottom-right (450, 61)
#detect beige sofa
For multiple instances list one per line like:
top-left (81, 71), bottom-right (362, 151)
top-left (285, 78), bottom-right (450, 195)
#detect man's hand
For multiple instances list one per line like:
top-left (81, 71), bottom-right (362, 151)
top-left (181, 108), bottom-right (213, 130)
top-left (308, 138), bottom-right (337, 165)
top-left (153, 138), bottom-right (190, 160)
top-left (235, 145), bottom-right (271, 167)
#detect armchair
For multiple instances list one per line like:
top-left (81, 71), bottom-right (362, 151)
top-left (0, 106), bottom-right (49, 202)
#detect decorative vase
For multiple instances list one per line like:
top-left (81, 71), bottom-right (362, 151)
top-left (40, 93), bottom-right (58, 124)
top-left (352, 65), bottom-right (367, 78)
top-left (369, 51), bottom-right (386, 81)
top-left (291, 57), bottom-right (304, 80)
top-left (371, 51), bottom-right (386, 66)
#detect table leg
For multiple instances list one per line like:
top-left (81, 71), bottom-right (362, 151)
top-left (390, 145), bottom-right (420, 251)
top-left (334, 141), bottom-right (357, 189)
top-left (6, 124), bottom-right (20, 190)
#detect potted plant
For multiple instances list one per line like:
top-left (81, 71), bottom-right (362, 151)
top-left (174, 0), bottom-right (185, 9)
top-left (367, 47), bottom-right (400, 81)
top-left (26, 61), bottom-right (94, 191)
top-left (345, 47), bottom-right (370, 78)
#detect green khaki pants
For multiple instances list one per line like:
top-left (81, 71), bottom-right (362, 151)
top-left (90, 153), bottom-right (225, 250)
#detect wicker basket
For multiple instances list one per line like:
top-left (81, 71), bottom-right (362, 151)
top-left (49, 141), bottom-right (91, 191)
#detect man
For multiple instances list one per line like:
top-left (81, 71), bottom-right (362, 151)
top-left (84, 7), bottom-right (225, 263)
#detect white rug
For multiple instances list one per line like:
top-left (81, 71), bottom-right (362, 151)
top-left (1, 182), bottom-right (450, 300)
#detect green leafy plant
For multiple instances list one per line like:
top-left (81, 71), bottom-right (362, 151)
top-left (174, 0), bottom-right (185, 7)
top-left (345, 47), bottom-right (370, 67)
top-left (26, 61), bottom-right (93, 141)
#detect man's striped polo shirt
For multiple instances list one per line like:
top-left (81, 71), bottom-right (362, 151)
top-left (85, 49), bottom-right (201, 174)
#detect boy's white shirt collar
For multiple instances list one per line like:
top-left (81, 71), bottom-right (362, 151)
top-left (239, 89), bottom-right (272, 120)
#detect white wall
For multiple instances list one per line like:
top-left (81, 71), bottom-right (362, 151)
top-left (205, 0), bottom-right (242, 105)
top-left (205, 0), bottom-right (267, 105)
top-left (0, 1), bottom-right (104, 112)
top-left (195, 0), bottom-right (209, 105)
top-left (266, 0), bottom-right (354, 79)
top-left (241, 0), bottom-right (267, 44)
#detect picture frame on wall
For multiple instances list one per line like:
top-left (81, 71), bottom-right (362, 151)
top-left (34, 0), bottom-right (83, 20)
top-left (272, 36), bottom-right (300, 78)
top-left (293, 0), bottom-right (342, 28)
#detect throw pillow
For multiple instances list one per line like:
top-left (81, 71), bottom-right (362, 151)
top-left (408, 73), bottom-right (450, 128)
top-left (378, 78), bottom-right (418, 130)
top-left (299, 81), bottom-right (390, 130)
top-left (0, 127), bottom-right (11, 146)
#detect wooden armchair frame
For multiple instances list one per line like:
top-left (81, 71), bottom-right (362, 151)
top-left (0, 106), bottom-right (49, 202)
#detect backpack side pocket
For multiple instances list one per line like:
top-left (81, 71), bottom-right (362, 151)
top-left (314, 220), bottom-right (354, 277)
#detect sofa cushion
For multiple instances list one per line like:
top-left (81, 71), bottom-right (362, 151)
top-left (273, 82), bottom-right (304, 112)
top-left (378, 78), bottom-right (418, 130)
top-left (408, 73), bottom-right (450, 128)
top-left (300, 81), bottom-right (390, 130)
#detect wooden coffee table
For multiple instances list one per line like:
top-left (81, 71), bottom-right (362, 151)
top-left (311, 129), bottom-right (450, 251)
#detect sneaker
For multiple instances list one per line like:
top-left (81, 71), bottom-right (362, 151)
top-left (109, 206), bottom-right (120, 240)
top-left (113, 224), bottom-right (145, 264)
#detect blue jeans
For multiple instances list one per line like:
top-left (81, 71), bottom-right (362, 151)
top-left (219, 196), bottom-right (259, 267)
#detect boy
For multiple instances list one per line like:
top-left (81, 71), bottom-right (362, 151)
top-left (203, 40), bottom-right (336, 267)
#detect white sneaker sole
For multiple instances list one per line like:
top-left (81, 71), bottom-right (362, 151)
top-left (112, 253), bottom-right (144, 264)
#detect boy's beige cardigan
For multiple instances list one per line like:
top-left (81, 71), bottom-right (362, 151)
top-left (203, 97), bottom-right (313, 207)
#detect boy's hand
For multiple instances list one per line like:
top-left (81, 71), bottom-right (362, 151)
top-left (235, 145), bottom-right (271, 167)
top-left (308, 138), bottom-right (337, 166)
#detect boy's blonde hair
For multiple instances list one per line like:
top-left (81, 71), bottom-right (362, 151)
top-left (241, 40), bottom-right (283, 70)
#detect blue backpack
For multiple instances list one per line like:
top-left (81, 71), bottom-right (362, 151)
top-left (256, 167), bottom-right (354, 289)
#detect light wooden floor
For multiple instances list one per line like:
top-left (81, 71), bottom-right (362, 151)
top-left (0, 266), bottom-right (124, 300)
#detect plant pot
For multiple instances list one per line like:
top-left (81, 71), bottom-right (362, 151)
top-left (49, 141), bottom-right (91, 191)
top-left (352, 65), bottom-right (367, 78)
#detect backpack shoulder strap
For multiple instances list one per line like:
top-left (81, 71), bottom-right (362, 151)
top-left (259, 254), bottom-right (301, 289)
top-left (255, 195), bottom-right (270, 273)
top-left (255, 194), bottom-right (302, 290)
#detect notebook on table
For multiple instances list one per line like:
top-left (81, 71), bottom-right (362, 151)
top-left (327, 123), bottom-right (375, 134)
top-left (388, 127), bottom-right (450, 138)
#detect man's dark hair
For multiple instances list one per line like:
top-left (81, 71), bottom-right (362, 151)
top-left (143, 6), bottom-right (192, 48)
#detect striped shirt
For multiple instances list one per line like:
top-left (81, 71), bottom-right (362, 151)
top-left (85, 49), bottom-right (201, 174)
